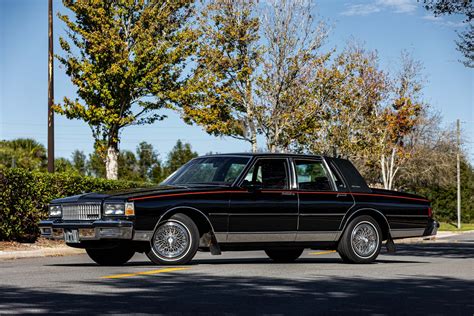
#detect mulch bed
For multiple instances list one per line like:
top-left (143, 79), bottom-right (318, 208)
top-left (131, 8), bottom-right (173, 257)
top-left (0, 238), bottom-right (65, 252)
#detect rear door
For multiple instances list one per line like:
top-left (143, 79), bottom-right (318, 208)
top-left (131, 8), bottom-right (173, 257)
top-left (227, 158), bottom-right (298, 242)
top-left (294, 158), bottom-right (354, 242)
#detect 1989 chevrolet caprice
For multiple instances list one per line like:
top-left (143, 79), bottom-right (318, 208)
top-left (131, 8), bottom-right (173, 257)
top-left (40, 153), bottom-right (438, 265)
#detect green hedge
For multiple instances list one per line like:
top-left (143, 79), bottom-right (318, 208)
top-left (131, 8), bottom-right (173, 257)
top-left (0, 168), bottom-right (148, 242)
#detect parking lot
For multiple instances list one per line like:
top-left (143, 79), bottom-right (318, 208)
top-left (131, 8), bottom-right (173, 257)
top-left (1, 233), bottom-right (473, 315)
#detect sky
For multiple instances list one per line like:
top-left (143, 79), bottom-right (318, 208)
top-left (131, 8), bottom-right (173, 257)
top-left (0, 0), bottom-right (472, 163)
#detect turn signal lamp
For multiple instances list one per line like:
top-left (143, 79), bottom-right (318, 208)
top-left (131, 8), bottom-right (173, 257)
top-left (125, 202), bottom-right (135, 216)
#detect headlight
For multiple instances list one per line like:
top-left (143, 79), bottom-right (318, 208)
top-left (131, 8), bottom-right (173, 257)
top-left (103, 202), bottom-right (134, 216)
top-left (49, 205), bottom-right (62, 217)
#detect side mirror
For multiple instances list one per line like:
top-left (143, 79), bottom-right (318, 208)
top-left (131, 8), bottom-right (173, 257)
top-left (240, 180), bottom-right (262, 192)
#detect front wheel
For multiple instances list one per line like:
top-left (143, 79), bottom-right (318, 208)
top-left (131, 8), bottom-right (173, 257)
top-left (86, 244), bottom-right (135, 266)
top-left (146, 213), bottom-right (199, 265)
top-left (265, 248), bottom-right (304, 263)
top-left (337, 215), bottom-right (382, 264)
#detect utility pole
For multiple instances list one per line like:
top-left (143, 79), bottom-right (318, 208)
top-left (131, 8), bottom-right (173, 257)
top-left (47, 0), bottom-right (55, 173)
top-left (456, 119), bottom-right (461, 229)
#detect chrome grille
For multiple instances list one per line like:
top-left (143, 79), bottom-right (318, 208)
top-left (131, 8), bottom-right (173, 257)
top-left (62, 204), bottom-right (101, 221)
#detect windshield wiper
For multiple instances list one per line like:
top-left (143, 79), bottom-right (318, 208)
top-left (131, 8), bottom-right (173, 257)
top-left (181, 182), bottom-right (231, 187)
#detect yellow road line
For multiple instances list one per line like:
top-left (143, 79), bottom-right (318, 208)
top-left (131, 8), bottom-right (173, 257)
top-left (309, 250), bottom-right (337, 256)
top-left (101, 267), bottom-right (190, 279)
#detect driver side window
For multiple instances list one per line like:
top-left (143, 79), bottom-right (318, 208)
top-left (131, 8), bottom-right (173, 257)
top-left (243, 159), bottom-right (289, 190)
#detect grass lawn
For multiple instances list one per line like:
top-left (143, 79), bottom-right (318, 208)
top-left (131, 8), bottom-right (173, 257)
top-left (439, 222), bottom-right (474, 231)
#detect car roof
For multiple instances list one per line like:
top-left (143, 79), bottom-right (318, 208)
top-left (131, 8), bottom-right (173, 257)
top-left (198, 152), bottom-right (325, 159)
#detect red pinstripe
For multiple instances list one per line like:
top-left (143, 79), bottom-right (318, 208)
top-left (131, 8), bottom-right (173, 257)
top-left (128, 189), bottom-right (428, 203)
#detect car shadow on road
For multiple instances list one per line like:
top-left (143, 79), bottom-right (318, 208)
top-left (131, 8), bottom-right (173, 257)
top-left (47, 256), bottom-right (423, 267)
top-left (392, 242), bottom-right (474, 259)
top-left (1, 271), bottom-right (473, 314)
top-left (46, 242), bottom-right (472, 268)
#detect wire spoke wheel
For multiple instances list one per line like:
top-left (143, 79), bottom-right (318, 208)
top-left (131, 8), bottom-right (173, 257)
top-left (350, 222), bottom-right (379, 258)
top-left (153, 221), bottom-right (190, 259)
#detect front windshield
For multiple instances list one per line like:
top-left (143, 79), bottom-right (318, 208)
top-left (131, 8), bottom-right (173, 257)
top-left (162, 156), bottom-right (251, 186)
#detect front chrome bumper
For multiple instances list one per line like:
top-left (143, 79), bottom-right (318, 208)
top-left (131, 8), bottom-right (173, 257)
top-left (39, 219), bottom-right (134, 241)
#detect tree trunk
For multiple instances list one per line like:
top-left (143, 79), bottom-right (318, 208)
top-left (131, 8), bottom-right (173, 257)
top-left (106, 145), bottom-right (119, 180)
top-left (251, 132), bottom-right (257, 152)
top-left (245, 81), bottom-right (257, 153)
top-left (380, 153), bottom-right (389, 189)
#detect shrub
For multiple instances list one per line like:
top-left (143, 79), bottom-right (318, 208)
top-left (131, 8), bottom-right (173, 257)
top-left (0, 168), bottom-right (149, 241)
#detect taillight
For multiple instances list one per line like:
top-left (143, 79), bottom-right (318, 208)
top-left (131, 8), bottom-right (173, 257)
top-left (428, 207), bottom-right (432, 218)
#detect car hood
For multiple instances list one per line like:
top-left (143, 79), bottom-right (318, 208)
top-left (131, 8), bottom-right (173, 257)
top-left (51, 184), bottom-right (230, 204)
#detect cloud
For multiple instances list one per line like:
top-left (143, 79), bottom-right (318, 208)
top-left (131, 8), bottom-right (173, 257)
top-left (341, 3), bottom-right (381, 16)
top-left (381, 0), bottom-right (417, 13)
top-left (422, 14), bottom-right (465, 28)
top-left (341, 0), bottom-right (417, 16)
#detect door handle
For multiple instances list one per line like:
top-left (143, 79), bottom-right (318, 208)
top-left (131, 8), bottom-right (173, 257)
top-left (281, 191), bottom-right (296, 196)
top-left (337, 193), bottom-right (347, 197)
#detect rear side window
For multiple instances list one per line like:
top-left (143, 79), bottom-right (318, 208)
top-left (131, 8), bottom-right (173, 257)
top-left (294, 160), bottom-right (332, 191)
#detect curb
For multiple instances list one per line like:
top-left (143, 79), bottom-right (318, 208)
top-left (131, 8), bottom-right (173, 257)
top-left (0, 247), bottom-right (85, 260)
top-left (397, 230), bottom-right (474, 244)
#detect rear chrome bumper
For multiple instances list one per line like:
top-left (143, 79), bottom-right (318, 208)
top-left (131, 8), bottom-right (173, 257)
top-left (390, 219), bottom-right (439, 239)
top-left (39, 219), bottom-right (133, 241)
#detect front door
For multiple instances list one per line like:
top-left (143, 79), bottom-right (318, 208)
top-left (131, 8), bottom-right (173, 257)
top-left (228, 158), bottom-right (298, 242)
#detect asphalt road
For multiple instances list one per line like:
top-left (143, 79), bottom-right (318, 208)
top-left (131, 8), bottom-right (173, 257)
top-left (1, 234), bottom-right (473, 315)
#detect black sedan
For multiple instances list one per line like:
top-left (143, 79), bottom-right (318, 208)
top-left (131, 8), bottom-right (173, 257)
top-left (39, 153), bottom-right (438, 265)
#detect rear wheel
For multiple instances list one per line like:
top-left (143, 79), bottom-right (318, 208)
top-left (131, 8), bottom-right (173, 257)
top-left (337, 215), bottom-right (382, 264)
top-left (86, 244), bottom-right (135, 266)
top-left (265, 248), bottom-right (304, 263)
top-left (146, 213), bottom-right (199, 265)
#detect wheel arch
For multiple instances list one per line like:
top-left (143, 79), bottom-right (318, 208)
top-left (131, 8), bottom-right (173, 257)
top-left (155, 206), bottom-right (216, 238)
top-left (339, 208), bottom-right (391, 241)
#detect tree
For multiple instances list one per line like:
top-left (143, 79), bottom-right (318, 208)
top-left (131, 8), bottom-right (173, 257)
top-left (397, 111), bottom-right (458, 189)
top-left (375, 52), bottom-right (424, 189)
top-left (293, 44), bottom-right (389, 160)
top-left (136, 141), bottom-right (161, 182)
top-left (71, 150), bottom-right (87, 175)
top-left (181, 0), bottom-right (261, 151)
top-left (55, 0), bottom-right (197, 179)
top-left (118, 150), bottom-right (140, 181)
top-left (55, 157), bottom-right (74, 173)
top-left (163, 140), bottom-right (198, 177)
top-left (423, 0), bottom-right (473, 67)
top-left (254, 0), bottom-right (329, 152)
top-left (0, 138), bottom-right (47, 171)
top-left (88, 150), bottom-right (106, 178)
